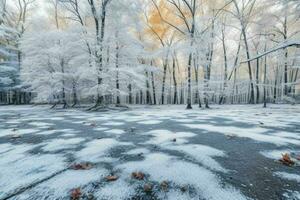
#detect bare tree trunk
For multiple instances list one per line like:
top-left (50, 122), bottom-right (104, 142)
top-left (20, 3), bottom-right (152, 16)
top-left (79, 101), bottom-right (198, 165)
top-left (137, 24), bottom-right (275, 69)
top-left (219, 27), bottom-right (228, 104)
top-left (263, 45), bottom-right (267, 108)
top-left (186, 52), bottom-right (193, 109)
top-left (242, 29), bottom-right (255, 104)
top-left (145, 71), bottom-right (152, 104)
top-left (256, 58), bottom-right (260, 103)
top-left (128, 84), bottom-right (132, 104)
top-left (172, 58), bottom-right (178, 104)
top-left (151, 71), bottom-right (157, 105)
top-left (116, 43), bottom-right (120, 105)
top-left (72, 81), bottom-right (78, 107)
top-left (61, 59), bottom-right (67, 108)
top-left (161, 60), bottom-right (168, 105)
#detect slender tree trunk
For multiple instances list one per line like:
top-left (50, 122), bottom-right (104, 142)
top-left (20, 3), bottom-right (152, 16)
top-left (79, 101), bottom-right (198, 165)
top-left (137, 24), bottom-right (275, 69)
top-left (186, 52), bottom-right (193, 109)
top-left (151, 71), bottom-right (157, 105)
top-left (242, 29), bottom-right (255, 104)
top-left (263, 45), bottom-right (267, 108)
top-left (256, 58), bottom-right (260, 103)
top-left (128, 84), bottom-right (132, 104)
top-left (161, 60), bottom-right (168, 105)
top-left (220, 28), bottom-right (228, 104)
top-left (61, 59), bottom-right (67, 108)
top-left (72, 81), bottom-right (78, 107)
top-left (145, 71), bottom-right (152, 104)
top-left (116, 44), bottom-right (120, 105)
top-left (172, 58), bottom-right (178, 104)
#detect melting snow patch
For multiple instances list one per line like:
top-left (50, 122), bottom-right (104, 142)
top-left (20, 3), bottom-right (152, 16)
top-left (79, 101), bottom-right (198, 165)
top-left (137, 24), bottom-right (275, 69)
top-left (144, 129), bottom-right (196, 145)
top-left (274, 172), bottom-right (300, 183)
top-left (0, 144), bottom-right (66, 199)
top-left (76, 138), bottom-right (131, 162)
top-left (102, 122), bottom-right (124, 126)
top-left (283, 190), bottom-right (300, 200)
top-left (165, 144), bottom-right (227, 172)
top-left (0, 128), bottom-right (38, 137)
top-left (260, 149), bottom-right (293, 160)
top-left (125, 148), bottom-right (151, 155)
top-left (117, 153), bottom-right (249, 200)
top-left (94, 127), bottom-right (109, 131)
top-left (42, 138), bottom-right (85, 152)
top-left (104, 129), bottom-right (125, 135)
top-left (28, 121), bottom-right (54, 128)
top-left (95, 178), bottom-right (135, 200)
top-left (36, 130), bottom-right (58, 135)
top-left (138, 120), bottom-right (162, 125)
top-left (183, 124), bottom-right (300, 146)
top-left (14, 169), bottom-right (108, 200)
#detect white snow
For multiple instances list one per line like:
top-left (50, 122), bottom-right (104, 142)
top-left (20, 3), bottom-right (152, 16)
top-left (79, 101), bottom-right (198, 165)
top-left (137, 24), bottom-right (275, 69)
top-left (0, 128), bottom-right (38, 137)
top-left (117, 153), bottom-right (249, 200)
top-left (94, 127), bottom-right (109, 131)
top-left (104, 129), bottom-right (125, 135)
top-left (28, 121), bottom-right (54, 128)
top-left (94, 178), bottom-right (135, 200)
top-left (260, 149), bottom-right (293, 160)
top-left (0, 143), bottom-right (66, 199)
top-left (42, 138), bottom-right (85, 152)
top-left (15, 169), bottom-right (108, 200)
top-left (137, 120), bottom-right (162, 125)
top-left (183, 124), bottom-right (300, 146)
top-left (283, 191), bottom-right (300, 200)
top-left (144, 129), bottom-right (196, 145)
top-left (165, 144), bottom-right (227, 172)
top-left (125, 148), bottom-right (151, 155)
top-left (36, 128), bottom-right (79, 136)
top-left (102, 122), bottom-right (124, 126)
top-left (274, 172), bottom-right (300, 183)
top-left (76, 138), bottom-right (131, 162)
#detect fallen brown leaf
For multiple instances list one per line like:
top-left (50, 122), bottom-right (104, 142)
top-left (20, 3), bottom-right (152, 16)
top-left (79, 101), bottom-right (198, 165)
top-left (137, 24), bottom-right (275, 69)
top-left (144, 183), bottom-right (153, 193)
top-left (131, 172), bottom-right (145, 180)
top-left (279, 153), bottom-right (295, 166)
top-left (71, 188), bottom-right (81, 200)
top-left (105, 175), bottom-right (118, 182)
top-left (71, 162), bottom-right (93, 170)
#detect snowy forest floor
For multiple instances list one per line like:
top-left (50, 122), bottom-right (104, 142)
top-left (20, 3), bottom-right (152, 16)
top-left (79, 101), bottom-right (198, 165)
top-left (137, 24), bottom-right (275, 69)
top-left (0, 104), bottom-right (300, 200)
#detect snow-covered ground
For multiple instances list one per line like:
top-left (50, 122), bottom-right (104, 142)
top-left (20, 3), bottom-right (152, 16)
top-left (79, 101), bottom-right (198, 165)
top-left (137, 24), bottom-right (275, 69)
top-left (0, 104), bottom-right (299, 200)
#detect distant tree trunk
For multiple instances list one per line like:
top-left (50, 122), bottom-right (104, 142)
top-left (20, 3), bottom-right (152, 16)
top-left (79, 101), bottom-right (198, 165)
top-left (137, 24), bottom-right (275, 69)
top-left (256, 58), bottom-right (260, 103)
top-left (128, 84), bottom-right (132, 104)
top-left (172, 58), bottom-right (178, 104)
top-left (161, 60), bottom-right (168, 105)
top-left (219, 26), bottom-right (228, 104)
top-left (233, 0), bottom-right (255, 104)
top-left (88, 0), bottom-right (111, 107)
top-left (186, 52), bottom-right (193, 109)
top-left (263, 53), bottom-right (267, 108)
top-left (145, 71), bottom-right (152, 104)
top-left (140, 90), bottom-right (143, 104)
top-left (151, 71), bottom-right (157, 105)
top-left (283, 13), bottom-right (289, 96)
top-left (61, 59), bottom-right (67, 108)
top-left (242, 29), bottom-right (255, 104)
top-left (72, 81), bottom-right (78, 107)
top-left (115, 43), bottom-right (120, 105)
top-left (274, 66), bottom-right (279, 102)
top-left (193, 56), bottom-right (201, 107)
